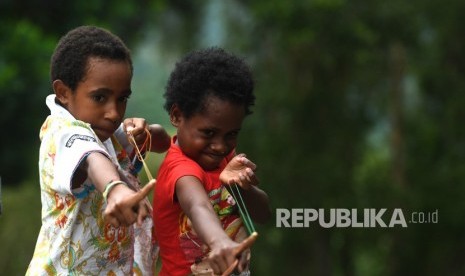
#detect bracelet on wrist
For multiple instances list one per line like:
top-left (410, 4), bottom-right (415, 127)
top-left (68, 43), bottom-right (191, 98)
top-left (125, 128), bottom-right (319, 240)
top-left (102, 180), bottom-right (127, 203)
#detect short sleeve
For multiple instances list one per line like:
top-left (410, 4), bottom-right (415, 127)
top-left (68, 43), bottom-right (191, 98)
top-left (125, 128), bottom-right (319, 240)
top-left (161, 154), bottom-right (206, 203)
top-left (53, 124), bottom-right (108, 194)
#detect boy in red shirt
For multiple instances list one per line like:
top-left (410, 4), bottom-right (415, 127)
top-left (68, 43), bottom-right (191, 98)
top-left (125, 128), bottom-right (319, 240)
top-left (153, 47), bottom-right (271, 275)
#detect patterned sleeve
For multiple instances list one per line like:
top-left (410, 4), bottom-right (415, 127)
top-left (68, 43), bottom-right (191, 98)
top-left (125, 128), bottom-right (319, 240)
top-left (52, 123), bottom-right (108, 194)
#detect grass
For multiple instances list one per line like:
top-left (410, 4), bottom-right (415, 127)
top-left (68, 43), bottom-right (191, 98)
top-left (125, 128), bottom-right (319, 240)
top-left (0, 181), bottom-right (41, 275)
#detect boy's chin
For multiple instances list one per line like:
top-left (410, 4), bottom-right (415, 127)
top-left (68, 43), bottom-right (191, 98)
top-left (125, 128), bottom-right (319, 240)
top-left (200, 160), bottom-right (221, 171)
top-left (94, 129), bottom-right (112, 142)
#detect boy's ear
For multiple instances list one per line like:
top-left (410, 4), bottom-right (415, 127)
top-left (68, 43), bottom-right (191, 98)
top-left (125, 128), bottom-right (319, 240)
top-left (53, 80), bottom-right (71, 106)
top-left (169, 104), bottom-right (182, 127)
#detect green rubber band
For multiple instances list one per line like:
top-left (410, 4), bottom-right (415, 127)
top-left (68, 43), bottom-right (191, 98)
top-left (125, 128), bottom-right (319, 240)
top-left (229, 184), bottom-right (256, 235)
top-left (234, 184), bottom-right (256, 233)
top-left (102, 180), bottom-right (127, 203)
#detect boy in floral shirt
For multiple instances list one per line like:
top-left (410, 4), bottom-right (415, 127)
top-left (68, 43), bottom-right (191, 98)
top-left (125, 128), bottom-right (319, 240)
top-left (27, 25), bottom-right (170, 275)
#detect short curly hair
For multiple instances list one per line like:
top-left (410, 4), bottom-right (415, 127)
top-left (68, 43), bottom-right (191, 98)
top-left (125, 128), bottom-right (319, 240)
top-left (164, 47), bottom-right (255, 118)
top-left (50, 25), bottom-right (132, 91)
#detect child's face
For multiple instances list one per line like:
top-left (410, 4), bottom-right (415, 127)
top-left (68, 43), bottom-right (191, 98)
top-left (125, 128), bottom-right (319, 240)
top-left (59, 57), bottom-right (132, 141)
top-left (172, 95), bottom-right (246, 171)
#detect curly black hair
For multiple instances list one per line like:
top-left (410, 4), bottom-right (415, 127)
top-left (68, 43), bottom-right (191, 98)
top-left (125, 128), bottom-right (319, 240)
top-left (164, 47), bottom-right (255, 118)
top-left (50, 25), bottom-right (132, 91)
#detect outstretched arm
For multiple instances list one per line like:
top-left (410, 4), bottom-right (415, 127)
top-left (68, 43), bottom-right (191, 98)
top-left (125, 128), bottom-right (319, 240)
top-left (77, 151), bottom-right (154, 227)
top-left (176, 175), bottom-right (248, 275)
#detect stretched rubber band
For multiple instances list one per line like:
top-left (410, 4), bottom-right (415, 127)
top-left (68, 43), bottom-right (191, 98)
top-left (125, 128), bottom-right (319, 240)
top-left (229, 184), bottom-right (256, 235)
top-left (128, 128), bottom-right (154, 180)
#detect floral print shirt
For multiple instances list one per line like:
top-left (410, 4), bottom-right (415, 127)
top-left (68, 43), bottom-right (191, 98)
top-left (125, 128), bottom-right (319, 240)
top-left (27, 95), bottom-right (156, 275)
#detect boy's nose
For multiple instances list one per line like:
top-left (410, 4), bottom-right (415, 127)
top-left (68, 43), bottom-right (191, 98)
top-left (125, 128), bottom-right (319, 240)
top-left (105, 104), bottom-right (122, 123)
top-left (210, 139), bottom-right (228, 154)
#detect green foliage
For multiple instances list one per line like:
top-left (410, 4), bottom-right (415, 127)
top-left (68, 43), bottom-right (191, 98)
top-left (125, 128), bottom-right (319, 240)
top-left (239, 0), bottom-right (465, 274)
top-left (0, 21), bottom-right (53, 184)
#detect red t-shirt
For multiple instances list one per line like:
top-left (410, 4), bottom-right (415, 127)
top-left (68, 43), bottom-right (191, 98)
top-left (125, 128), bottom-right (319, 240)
top-left (153, 138), bottom-right (244, 276)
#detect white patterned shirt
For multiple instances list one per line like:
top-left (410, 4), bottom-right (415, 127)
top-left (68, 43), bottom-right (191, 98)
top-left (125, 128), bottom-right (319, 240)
top-left (27, 95), bottom-right (156, 275)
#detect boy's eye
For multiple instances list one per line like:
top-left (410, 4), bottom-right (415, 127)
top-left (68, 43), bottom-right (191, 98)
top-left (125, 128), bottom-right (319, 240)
top-left (92, 95), bottom-right (106, 103)
top-left (201, 130), bottom-right (215, 137)
top-left (119, 95), bottom-right (130, 103)
top-left (226, 131), bottom-right (239, 139)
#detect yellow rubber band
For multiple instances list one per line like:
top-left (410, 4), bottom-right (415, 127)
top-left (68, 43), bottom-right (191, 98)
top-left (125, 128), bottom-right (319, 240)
top-left (128, 128), bottom-right (154, 181)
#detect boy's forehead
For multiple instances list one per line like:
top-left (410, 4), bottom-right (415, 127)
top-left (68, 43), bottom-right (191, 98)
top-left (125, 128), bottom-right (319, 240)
top-left (85, 56), bottom-right (131, 68)
top-left (83, 57), bottom-right (132, 76)
top-left (192, 97), bottom-right (245, 127)
top-left (202, 95), bottom-right (244, 112)
top-left (74, 57), bottom-right (132, 94)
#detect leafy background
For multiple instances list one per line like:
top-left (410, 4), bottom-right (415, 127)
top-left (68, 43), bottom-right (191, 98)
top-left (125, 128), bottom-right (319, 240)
top-left (1, 0), bottom-right (464, 275)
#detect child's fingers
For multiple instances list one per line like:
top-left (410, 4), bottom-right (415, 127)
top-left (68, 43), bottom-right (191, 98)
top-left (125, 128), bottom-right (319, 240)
top-left (126, 125), bottom-right (135, 134)
top-left (208, 253), bottom-right (231, 276)
top-left (132, 118), bottom-right (147, 129)
top-left (220, 233), bottom-right (258, 276)
top-left (124, 118), bottom-right (141, 133)
top-left (144, 198), bottom-right (153, 213)
top-left (103, 180), bottom-right (155, 227)
top-left (124, 118), bottom-right (148, 145)
top-left (104, 205), bottom-right (133, 227)
top-left (140, 179), bottom-right (156, 197)
top-left (104, 214), bottom-right (121, 228)
top-left (120, 208), bottom-right (137, 225)
top-left (233, 232), bottom-right (258, 256)
top-left (241, 170), bottom-right (253, 183)
top-left (136, 201), bottom-right (149, 226)
top-left (245, 169), bottom-right (259, 186)
top-left (236, 154), bottom-right (256, 171)
top-left (126, 179), bottom-right (156, 206)
top-left (130, 128), bottom-right (144, 137)
top-left (244, 159), bottom-right (257, 171)
top-left (127, 128), bottom-right (146, 145)
top-left (237, 251), bottom-right (250, 272)
top-left (113, 180), bottom-right (155, 226)
top-left (221, 259), bottom-right (239, 276)
top-left (232, 171), bottom-right (257, 190)
top-left (138, 199), bottom-right (153, 225)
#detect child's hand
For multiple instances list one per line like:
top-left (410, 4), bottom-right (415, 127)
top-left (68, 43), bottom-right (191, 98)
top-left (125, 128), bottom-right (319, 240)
top-left (123, 117), bottom-right (148, 146)
top-left (103, 179), bottom-right (155, 227)
top-left (208, 232), bottom-right (257, 275)
top-left (219, 153), bottom-right (258, 190)
top-left (207, 238), bottom-right (237, 275)
top-left (136, 197), bottom-right (153, 226)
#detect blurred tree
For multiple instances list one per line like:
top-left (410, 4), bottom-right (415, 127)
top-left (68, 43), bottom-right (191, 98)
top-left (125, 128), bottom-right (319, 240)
top-left (230, 0), bottom-right (464, 275)
top-left (0, 21), bottom-right (53, 184)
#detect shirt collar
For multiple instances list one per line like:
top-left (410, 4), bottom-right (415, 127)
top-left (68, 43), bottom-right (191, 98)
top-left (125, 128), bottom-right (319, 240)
top-left (45, 94), bottom-right (76, 121)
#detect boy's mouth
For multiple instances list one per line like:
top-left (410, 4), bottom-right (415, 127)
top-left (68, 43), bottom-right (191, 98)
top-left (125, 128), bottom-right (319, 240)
top-left (92, 126), bottom-right (116, 141)
top-left (206, 152), bottom-right (225, 163)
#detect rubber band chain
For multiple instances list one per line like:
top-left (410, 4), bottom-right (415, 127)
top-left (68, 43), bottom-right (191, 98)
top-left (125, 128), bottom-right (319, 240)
top-left (127, 128), bottom-right (154, 181)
